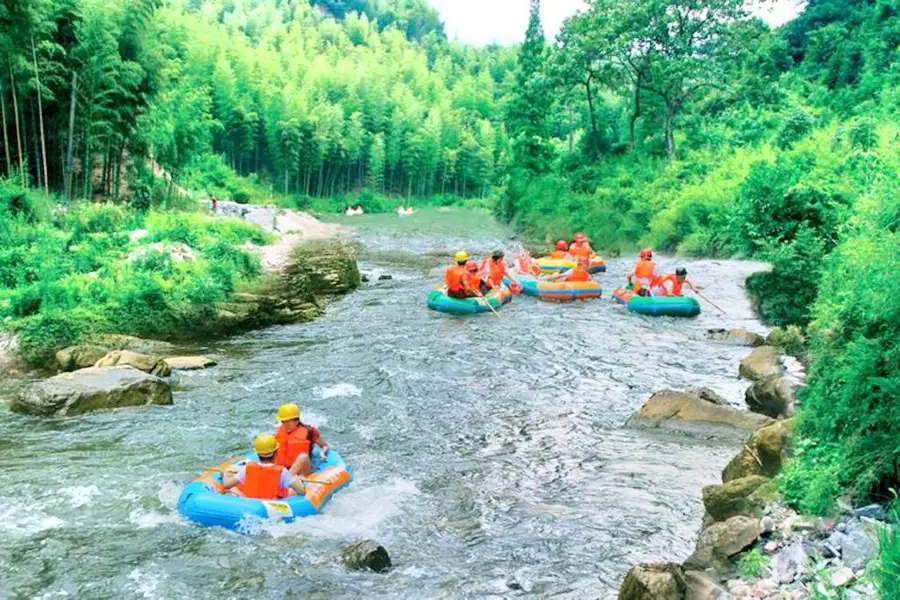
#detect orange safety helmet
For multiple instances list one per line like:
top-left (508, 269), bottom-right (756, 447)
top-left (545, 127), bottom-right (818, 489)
top-left (574, 233), bottom-right (586, 243)
top-left (640, 248), bottom-right (653, 259)
top-left (465, 260), bottom-right (479, 272)
top-left (555, 240), bottom-right (568, 251)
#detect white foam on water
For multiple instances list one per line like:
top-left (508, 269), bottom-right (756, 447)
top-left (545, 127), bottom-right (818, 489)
top-left (63, 485), bottom-right (101, 508)
top-left (318, 382), bottom-right (363, 399)
top-left (33, 591), bottom-right (71, 599)
top-left (0, 504), bottom-right (65, 537)
top-left (300, 408), bottom-right (329, 427)
top-left (127, 567), bottom-right (166, 599)
top-left (128, 508), bottom-right (183, 529)
top-left (351, 423), bottom-right (378, 441)
top-left (264, 478), bottom-right (418, 540)
top-left (157, 481), bottom-right (183, 510)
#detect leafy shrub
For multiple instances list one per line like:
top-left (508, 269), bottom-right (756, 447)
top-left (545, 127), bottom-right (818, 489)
top-left (876, 510), bottom-right (900, 599)
top-left (16, 309), bottom-right (108, 367)
top-left (738, 548), bottom-right (769, 579)
top-left (777, 110), bottom-right (815, 149)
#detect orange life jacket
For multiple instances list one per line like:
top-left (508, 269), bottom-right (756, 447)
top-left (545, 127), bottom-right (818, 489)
top-left (565, 266), bottom-right (591, 282)
top-left (445, 265), bottom-right (466, 293)
top-left (633, 260), bottom-right (657, 291)
top-left (569, 242), bottom-right (593, 260)
top-left (274, 424), bottom-right (313, 470)
top-left (516, 256), bottom-right (541, 276)
top-left (548, 250), bottom-right (568, 260)
top-left (241, 462), bottom-right (285, 500)
top-left (655, 274), bottom-right (686, 296)
top-left (481, 258), bottom-right (507, 286)
top-left (464, 271), bottom-right (483, 291)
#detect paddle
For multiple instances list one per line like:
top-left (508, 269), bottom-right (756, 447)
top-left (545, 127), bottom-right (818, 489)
top-left (476, 292), bottom-right (504, 320)
top-left (692, 288), bottom-right (727, 315)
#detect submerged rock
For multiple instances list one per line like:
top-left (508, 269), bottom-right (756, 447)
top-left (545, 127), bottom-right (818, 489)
top-left (340, 540), bottom-right (391, 572)
top-left (95, 350), bottom-right (171, 377)
top-left (164, 356), bottom-right (217, 370)
top-left (745, 375), bottom-right (794, 418)
top-left (739, 346), bottom-right (782, 381)
top-left (723, 419), bottom-right (794, 482)
top-left (706, 328), bottom-right (765, 347)
top-left (619, 563), bottom-right (685, 600)
top-left (628, 390), bottom-right (772, 439)
top-left (11, 366), bottom-right (172, 417)
top-left (685, 515), bottom-right (760, 571)
top-left (702, 475), bottom-right (771, 522)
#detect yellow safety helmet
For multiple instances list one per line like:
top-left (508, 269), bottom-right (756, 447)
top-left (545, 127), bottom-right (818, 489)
top-left (254, 434), bottom-right (279, 456)
top-left (276, 403), bottom-right (301, 422)
top-left (453, 251), bottom-right (469, 262)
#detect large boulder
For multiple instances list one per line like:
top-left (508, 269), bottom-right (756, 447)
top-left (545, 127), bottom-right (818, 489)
top-left (702, 475), bottom-right (771, 522)
top-left (95, 350), bottom-right (171, 377)
top-left (706, 328), bottom-right (765, 347)
top-left (88, 334), bottom-right (176, 356)
top-left (628, 390), bottom-right (772, 439)
top-left (739, 346), bottom-right (782, 381)
top-left (165, 356), bottom-right (217, 370)
top-left (745, 376), bottom-right (793, 418)
top-left (11, 366), bottom-right (172, 417)
top-left (684, 516), bottom-right (761, 572)
top-left (284, 240), bottom-right (361, 297)
top-left (723, 419), bottom-right (794, 482)
top-left (56, 344), bottom-right (110, 372)
top-left (619, 564), bottom-right (685, 600)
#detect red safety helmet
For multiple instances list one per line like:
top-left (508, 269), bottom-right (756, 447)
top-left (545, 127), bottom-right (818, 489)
top-left (574, 233), bottom-right (586, 243)
top-left (555, 240), bottom-right (568, 251)
top-left (465, 260), bottom-right (479, 272)
top-left (639, 248), bottom-right (653, 259)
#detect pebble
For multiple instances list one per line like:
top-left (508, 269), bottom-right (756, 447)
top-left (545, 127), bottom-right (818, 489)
top-left (829, 566), bottom-right (855, 588)
top-left (765, 541), bottom-right (781, 553)
top-left (836, 522), bottom-right (847, 532)
top-left (761, 516), bottom-right (776, 534)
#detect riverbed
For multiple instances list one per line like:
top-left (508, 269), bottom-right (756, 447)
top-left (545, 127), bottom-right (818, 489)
top-left (0, 208), bottom-right (768, 599)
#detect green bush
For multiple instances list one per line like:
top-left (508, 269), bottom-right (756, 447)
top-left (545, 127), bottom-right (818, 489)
top-left (16, 309), bottom-right (109, 367)
top-left (876, 511), bottom-right (900, 599)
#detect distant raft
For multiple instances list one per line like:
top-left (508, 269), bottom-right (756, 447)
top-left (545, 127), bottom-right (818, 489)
top-left (612, 287), bottom-right (701, 317)
top-left (177, 451), bottom-right (352, 533)
top-left (514, 275), bottom-right (602, 302)
top-left (427, 285), bottom-right (512, 315)
top-left (536, 256), bottom-right (606, 274)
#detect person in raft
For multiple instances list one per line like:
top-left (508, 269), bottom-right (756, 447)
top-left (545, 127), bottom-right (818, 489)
top-left (652, 267), bottom-right (698, 297)
top-left (464, 260), bottom-right (492, 296)
top-left (481, 250), bottom-right (508, 289)
top-left (548, 240), bottom-right (573, 260)
top-left (445, 251), bottom-right (471, 299)
top-left (628, 248), bottom-right (659, 297)
top-left (222, 434), bottom-right (308, 499)
top-left (568, 232), bottom-right (594, 261)
top-left (274, 403), bottom-right (329, 476)
top-left (546, 256), bottom-right (592, 282)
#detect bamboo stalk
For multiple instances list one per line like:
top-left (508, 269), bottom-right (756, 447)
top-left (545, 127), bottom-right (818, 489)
top-left (31, 37), bottom-right (49, 194)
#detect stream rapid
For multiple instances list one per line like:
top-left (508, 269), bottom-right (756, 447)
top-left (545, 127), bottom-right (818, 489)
top-left (0, 208), bottom-right (768, 599)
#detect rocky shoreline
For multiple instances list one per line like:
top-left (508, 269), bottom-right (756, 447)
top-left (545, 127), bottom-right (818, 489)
top-left (3, 204), bottom-right (361, 417)
top-left (619, 329), bottom-right (887, 600)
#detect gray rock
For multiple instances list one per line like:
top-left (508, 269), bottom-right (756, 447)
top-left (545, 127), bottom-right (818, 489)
top-left (619, 563), bottom-right (685, 600)
top-left (55, 344), bottom-right (109, 372)
top-left (340, 540), bottom-right (391, 573)
top-left (739, 346), bottom-right (782, 381)
top-left (830, 567), bottom-right (856, 588)
top-left (95, 350), bottom-right (171, 377)
top-left (706, 328), bottom-right (766, 347)
top-left (164, 356), bottom-right (217, 370)
top-left (722, 419), bottom-right (794, 482)
top-left (702, 475), bottom-right (770, 522)
top-left (683, 386), bottom-right (727, 406)
top-left (628, 390), bottom-right (772, 440)
top-left (852, 504), bottom-right (886, 521)
top-left (11, 366), bottom-right (172, 417)
top-left (827, 521), bottom-right (878, 565)
top-left (745, 376), bottom-right (794, 418)
top-left (682, 570), bottom-right (726, 600)
top-left (685, 516), bottom-right (760, 572)
top-left (377, 274), bottom-right (393, 281)
top-left (770, 542), bottom-right (808, 584)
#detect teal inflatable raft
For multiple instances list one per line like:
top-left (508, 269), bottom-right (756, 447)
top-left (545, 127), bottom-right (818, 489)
top-left (427, 285), bottom-right (512, 315)
top-left (612, 287), bottom-right (701, 317)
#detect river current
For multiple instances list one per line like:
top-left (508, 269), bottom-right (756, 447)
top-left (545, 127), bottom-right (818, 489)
top-left (0, 208), bottom-right (768, 599)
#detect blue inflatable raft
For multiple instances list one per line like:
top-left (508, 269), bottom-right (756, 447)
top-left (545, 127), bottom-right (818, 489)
top-left (427, 285), bottom-right (512, 315)
top-left (177, 450), bottom-right (352, 532)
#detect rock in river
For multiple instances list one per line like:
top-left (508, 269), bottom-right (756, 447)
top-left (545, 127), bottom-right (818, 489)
top-left (702, 475), bottom-right (771, 522)
top-left (723, 419), bottom-right (794, 482)
top-left (685, 515), bottom-right (761, 572)
top-left (706, 328), bottom-right (765, 347)
top-left (164, 356), bottom-right (217, 370)
top-left (628, 389), bottom-right (772, 439)
top-left (739, 346), bottom-right (782, 381)
top-left (11, 366), bottom-right (172, 417)
top-left (745, 375), bottom-right (794, 418)
top-left (95, 350), bottom-right (171, 377)
top-left (340, 540), bottom-right (392, 573)
top-left (619, 563), bottom-right (685, 600)
top-left (56, 344), bottom-right (110, 372)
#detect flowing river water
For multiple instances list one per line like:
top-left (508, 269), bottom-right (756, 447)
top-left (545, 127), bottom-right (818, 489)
top-left (0, 208), bottom-right (769, 599)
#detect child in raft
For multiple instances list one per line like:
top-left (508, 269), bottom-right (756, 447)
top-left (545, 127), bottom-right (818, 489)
top-left (222, 434), bottom-right (308, 500)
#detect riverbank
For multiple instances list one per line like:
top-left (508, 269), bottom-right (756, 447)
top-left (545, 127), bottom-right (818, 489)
top-left (618, 334), bottom-right (890, 599)
top-left (0, 186), bottom-right (359, 376)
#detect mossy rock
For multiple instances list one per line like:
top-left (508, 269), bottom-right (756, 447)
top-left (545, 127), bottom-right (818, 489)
top-left (723, 419), bottom-right (794, 482)
top-left (703, 475), bottom-right (771, 522)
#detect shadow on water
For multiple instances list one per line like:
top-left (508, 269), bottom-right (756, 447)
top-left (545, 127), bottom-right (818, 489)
top-left (0, 207), bottom-right (769, 599)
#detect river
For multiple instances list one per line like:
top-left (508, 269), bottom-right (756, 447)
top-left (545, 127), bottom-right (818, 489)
top-left (0, 208), bottom-right (768, 599)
